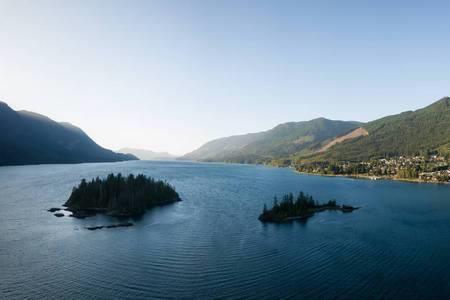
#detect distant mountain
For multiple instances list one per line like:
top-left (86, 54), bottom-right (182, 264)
top-left (0, 101), bottom-right (137, 166)
top-left (181, 118), bottom-right (362, 163)
top-left (118, 148), bottom-right (178, 160)
top-left (306, 97), bottom-right (450, 162)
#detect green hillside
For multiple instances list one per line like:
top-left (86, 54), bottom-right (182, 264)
top-left (183, 97), bottom-right (450, 165)
top-left (305, 97), bottom-right (450, 162)
top-left (182, 118), bottom-right (361, 163)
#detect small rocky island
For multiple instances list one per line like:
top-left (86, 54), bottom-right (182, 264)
top-left (63, 173), bottom-right (181, 218)
top-left (259, 192), bottom-right (358, 223)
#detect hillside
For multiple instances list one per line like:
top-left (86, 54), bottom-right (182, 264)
top-left (181, 131), bottom-right (266, 162)
top-left (182, 97), bottom-right (450, 165)
top-left (118, 148), bottom-right (178, 160)
top-left (318, 127), bottom-right (369, 152)
top-left (305, 97), bottom-right (450, 162)
top-left (181, 118), bottom-right (362, 163)
top-left (0, 101), bottom-right (137, 166)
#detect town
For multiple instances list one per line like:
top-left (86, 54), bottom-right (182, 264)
top-left (294, 154), bottom-right (450, 183)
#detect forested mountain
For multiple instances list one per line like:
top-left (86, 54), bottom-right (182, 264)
top-left (0, 101), bottom-right (137, 166)
top-left (118, 148), bottom-right (178, 160)
top-left (181, 118), bottom-right (362, 163)
top-left (304, 97), bottom-right (450, 162)
top-left (181, 131), bottom-right (266, 162)
top-left (182, 97), bottom-right (450, 165)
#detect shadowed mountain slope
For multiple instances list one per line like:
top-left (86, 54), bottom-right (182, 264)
top-left (0, 101), bottom-right (137, 166)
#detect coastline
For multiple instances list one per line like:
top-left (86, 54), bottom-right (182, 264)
top-left (176, 159), bottom-right (450, 185)
top-left (294, 170), bottom-right (450, 185)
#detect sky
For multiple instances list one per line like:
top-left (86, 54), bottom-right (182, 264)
top-left (1, 0), bottom-right (450, 155)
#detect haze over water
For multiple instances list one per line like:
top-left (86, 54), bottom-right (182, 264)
top-left (1, 160), bottom-right (450, 299)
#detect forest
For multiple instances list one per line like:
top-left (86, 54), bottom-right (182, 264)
top-left (64, 173), bottom-right (181, 217)
top-left (259, 192), bottom-right (357, 223)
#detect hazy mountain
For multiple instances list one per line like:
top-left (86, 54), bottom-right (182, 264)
top-left (307, 97), bottom-right (450, 162)
top-left (118, 148), bottom-right (178, 160)
top-left (181, 118), bottom-right (362, 163)
top-left (0, 101), bottom-right (137, 166)
top-left (181, 131), bottom-right (266, 162)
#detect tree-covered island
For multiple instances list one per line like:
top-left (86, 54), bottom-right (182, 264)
top-left (259, 192), bottom-right (358, 223)
top-left (64, 173), bottom-right (181, 218)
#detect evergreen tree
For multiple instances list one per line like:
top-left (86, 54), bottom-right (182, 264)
top-left (64, 173), bottom-right (180, 216)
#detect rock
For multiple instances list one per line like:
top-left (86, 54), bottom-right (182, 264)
top-left (54, 213), bottom-right (64, 217)
top-left (106, 223), bottom-right (133, 228)
top-left (85, 223), bottom-right (134, 230)
top-left (48, 208), bottom-right (61, 212)
top-left (341, 205), bottom-right (360, 213)
top-left (86, 226), bottom-right (104, 231)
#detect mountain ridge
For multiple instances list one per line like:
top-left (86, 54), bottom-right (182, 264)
top-left (118, 148), bottom-right (178, 160)
top-left (181, 118), bottom-right (362, 163)
top-left (0, 101), bottom-right (137, 166)
top-left (303, 97), bottom-right (450, 162)
top-left (182, 97), bottom-right (450, 164)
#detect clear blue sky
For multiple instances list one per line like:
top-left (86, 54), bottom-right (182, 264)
top-left (1, 0), bottom-right (449, 154)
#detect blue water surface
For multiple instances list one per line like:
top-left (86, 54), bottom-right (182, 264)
top-left (1, 160), bottom-right (450, 299)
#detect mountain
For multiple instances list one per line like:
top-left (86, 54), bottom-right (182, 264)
top-left (182, 97), bottom-right (450, 165)
top-left (0, 101), bottom-right (137, 166)
top-left (181, 131), bottom-right (266, 162)
top-left (182, 118), bottom-right (362, 163)
top-left (304, 97), bottom-right (450, 162)
top-left (118, 148), bottom-right (178, 160)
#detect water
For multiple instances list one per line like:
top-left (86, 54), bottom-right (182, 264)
top-left (1, 160), bottom-right (450, 299)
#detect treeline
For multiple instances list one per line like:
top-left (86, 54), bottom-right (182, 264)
top-left (310, 97), bottom-right (450, 162)
top-left (294, 155), bottom-right (450, 181)
top-left (296, 161), bottom-right (369, 176)
top-left (259, 192), bottom-right (337, 222)
top-left (64, 173), bottom-right (180, 216)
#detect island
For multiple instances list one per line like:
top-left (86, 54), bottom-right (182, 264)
top-left (64, 173), bottom-right (181, 218)
top-left (259, 192), bottom-right (358, 223)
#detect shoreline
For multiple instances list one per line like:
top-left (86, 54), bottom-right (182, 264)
top-left (294, 170), bottom-right (450, 185)
top-left (183, 160), bottom-right (450, 185)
